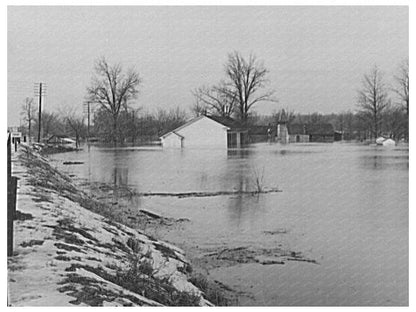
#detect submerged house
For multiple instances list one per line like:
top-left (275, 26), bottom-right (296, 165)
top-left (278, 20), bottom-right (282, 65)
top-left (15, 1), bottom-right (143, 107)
top-left (287, 124), bottom-right (309, 143)
top-left (248, 125), bottom-right (277, 143)
top-left (307, 123), bottom-right (335, 142)
top-left (276, 122), bottom-right (290, 143)
top-left (287, 123), bottom-right (335, 143)
top-left (160, 115), bottom-right (248, 148)
top-left (46, 135), bottom-right (77, 147)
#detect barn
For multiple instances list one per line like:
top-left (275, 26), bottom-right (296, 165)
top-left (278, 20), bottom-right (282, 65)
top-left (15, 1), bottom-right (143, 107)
top-left (287, 123), bottom-right (335, 143)
top-left (160, 115), bottom-right (248, 148)
top-left (288, 124), bottom-right (309, 143)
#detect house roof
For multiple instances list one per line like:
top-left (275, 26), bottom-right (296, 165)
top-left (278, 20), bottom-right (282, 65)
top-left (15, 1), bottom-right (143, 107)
top-left (62, 138), bottom-right (76, 143)
top-left (287, 124), bottom-right (306, 134)
top-left (160, 115), bottom-right (246, 139)
top-left (206, 115), bottom-right (245, 130)
top-left (47, 135), bottom-right (71, 142)
top-left (171, 131), bottom-right (184, 139)
top-left (307, 123), bottom-right (334, 135)
top-left (160, 116), bottom-right (206, 139)
top-left (249, 125), bottom-right (276, 135)
top-left (288, 123), bottom-right (334, 135)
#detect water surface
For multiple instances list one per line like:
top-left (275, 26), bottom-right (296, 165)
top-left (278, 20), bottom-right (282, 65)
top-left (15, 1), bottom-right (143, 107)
top-left (52, 142), bottom-right (408, 306)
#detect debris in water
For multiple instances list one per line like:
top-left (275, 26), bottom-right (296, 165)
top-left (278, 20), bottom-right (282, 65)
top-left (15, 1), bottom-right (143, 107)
top-left (263, 228), bottom-right (288, 235)
top-left (63, 161), bottom-right (84, 165)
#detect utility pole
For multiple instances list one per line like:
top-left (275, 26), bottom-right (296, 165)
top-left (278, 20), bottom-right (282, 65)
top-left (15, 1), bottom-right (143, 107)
top-left (34, 83), bottom-right (46, 143)
top-left (37, 83), bottom-right (42, 143)
top-left (28, 100), bottom-right (31, 142)
top-left (88, 101), bottom-right (90, 141)
top-left (25, 97), bottom-right (33, 142)
top-left (83, 101), bottom-right (92, 143)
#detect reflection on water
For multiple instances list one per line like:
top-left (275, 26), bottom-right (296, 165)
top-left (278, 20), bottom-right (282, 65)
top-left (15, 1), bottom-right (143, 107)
top-left (51, 142), bottom-right (408, 306)
top-left (112, 167), bottom-right (129, 187)
top-left (359, 154), bottom-right (409, 170)
top-left (227, 148), bottom-right (255, 159)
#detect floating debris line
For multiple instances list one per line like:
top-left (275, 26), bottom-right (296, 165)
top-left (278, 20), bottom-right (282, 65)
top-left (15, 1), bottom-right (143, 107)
top-left (137, 189), bottom-right (282, 198)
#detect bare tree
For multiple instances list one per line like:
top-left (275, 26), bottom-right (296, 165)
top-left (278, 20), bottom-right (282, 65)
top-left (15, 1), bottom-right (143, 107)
top-left (192, 82), bottom-right (237, 117)
top-left (86, 57), bottom-right (142, 144)
top-left (33, 111), bottom-right (64, 139)
top-left (61, 108), bottom-right (86, 148)
top-left (225, 51), bottom-right (276, 123)
top-left (381, 104), bottom-right (407, 141)
top-left (190, 95), bottom-right (208, 117)
top-left (357, 66), bottom-right (389, 139)
top-left (20, 97), bottom-right (36, 141)
top-left (393, 59), bottom-right (409, 116)
top-left (273, 108), bottom-right (295, 124)
top-left (154, 107), bottom-right (188, 136)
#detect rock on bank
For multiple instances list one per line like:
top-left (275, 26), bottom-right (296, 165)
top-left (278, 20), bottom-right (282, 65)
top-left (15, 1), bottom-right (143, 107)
top-left (7, 145), bottom-right (212, 307)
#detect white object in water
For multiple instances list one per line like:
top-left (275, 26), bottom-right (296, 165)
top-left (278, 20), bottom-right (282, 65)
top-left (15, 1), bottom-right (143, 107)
top-left (376, 137), bottom-right (386, 145)
top-left (382, 138), bottom-right (395, 147)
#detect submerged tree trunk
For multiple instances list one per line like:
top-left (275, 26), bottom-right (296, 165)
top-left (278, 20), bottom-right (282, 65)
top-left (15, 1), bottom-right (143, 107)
top-left (112, 115), bottom-right (118, 146)
top-left (28, 119), bottom-right (31, 143)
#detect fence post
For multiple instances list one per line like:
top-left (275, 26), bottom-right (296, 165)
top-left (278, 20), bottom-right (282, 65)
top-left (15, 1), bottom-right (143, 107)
top-left (7, 134), bottom-right (11, 179)
top-left (7, 134), bottom-right (18, 257)
top-left (8, 178), bottom-right (18, 257)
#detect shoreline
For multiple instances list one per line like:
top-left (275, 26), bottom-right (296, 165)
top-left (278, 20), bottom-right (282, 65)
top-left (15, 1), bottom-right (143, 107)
top-left (45, 144), bottom-right (321, 306)
top-left (7, 144), bottom-right (228, 306)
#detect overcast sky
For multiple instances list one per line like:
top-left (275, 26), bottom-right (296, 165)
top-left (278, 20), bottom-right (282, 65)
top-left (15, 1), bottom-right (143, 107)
top-left (7, 6), bottom-right (408, 126)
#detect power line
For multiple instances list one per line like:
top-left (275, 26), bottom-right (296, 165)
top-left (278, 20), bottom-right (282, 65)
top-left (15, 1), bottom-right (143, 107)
top-left (34, 83), bottom-right (47, 142)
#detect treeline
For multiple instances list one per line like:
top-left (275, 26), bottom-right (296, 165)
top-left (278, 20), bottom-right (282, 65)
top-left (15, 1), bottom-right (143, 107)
top-left (20, 103), bottom-right (408, 145)
top-left (19, 103), bottom-right (408, 145)
top-left (19, 104), bottom-right (189, 145)
top-left (250, 107), bottom-right (408, 141)
top-left (92, 106), bottom-right (188, 143)
top-left (19, 106), bottom-right (86, 147)
top-left (18, 53), bottom-right (408, 144)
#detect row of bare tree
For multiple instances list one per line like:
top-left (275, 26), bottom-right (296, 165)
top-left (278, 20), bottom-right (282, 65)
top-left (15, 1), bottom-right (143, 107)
top-left (20, 99), bottom-right (188, 145)
top-left (83, 53), bottom-right (277, 144)
top-left (92, 106), bottom-right (187, 143)
top-left (191, 51), bottom-right (276, 121)
top-left (20, 101), bottom-right (86, 147)
top-left (356, 60), bottom-right (408, 140)
top-left (19, 53), bottom-right (408, 145)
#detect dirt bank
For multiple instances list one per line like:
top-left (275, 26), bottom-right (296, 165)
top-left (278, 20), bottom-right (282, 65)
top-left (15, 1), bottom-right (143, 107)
top-left (7, 145), bottom-right (227, 306)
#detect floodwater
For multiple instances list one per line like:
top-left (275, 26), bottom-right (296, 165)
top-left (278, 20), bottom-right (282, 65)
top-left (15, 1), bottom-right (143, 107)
top-left (51, 142), bottom-right (408, 306)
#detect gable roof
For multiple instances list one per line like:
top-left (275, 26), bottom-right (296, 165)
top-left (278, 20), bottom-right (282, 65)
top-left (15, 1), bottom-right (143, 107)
top-left (205, 115), bottom-right (245, 130)
top-left (160, 116), bottom-right (204, 139)
top-left (160, 115), bottom-right (233, 139)
top-left (171, 131), bottom-right (184, 139)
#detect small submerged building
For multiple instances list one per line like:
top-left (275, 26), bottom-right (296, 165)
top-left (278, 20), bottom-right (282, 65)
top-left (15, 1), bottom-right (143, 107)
top-left (160, 115), bottom-right (248, 148)
top-left (276, 122), bottom-right (290, 144)
top-left (287, 124), bottom-right (309, 143)
top-left (277, 123), bottom-right (335, 143)
top-left (46, 135), bottom-right (77, 148)
top-left (248, 125), bottom-right (277, 143)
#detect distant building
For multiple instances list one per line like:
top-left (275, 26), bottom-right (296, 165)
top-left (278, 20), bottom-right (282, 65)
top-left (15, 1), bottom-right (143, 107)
top-left (288, 124), bottom-right (309, 143)
top-left (276, 122), bottom-right (289, 144)
top-left (46, 135), bottom-right (77, 148)
top-left (249, 125), bottom-right (277, 143)
top-left (334, 131), bottom-right (343, 141)
top-left (307, 123), bottom-right (335, 142)
top-left (288, 123), bottom-right (335, 143)
top-left (160, 115), bottom-right (248, 148)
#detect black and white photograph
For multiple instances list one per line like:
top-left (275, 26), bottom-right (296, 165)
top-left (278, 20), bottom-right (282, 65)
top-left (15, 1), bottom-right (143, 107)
top-left (6, 2), bottom-right (411, 308)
